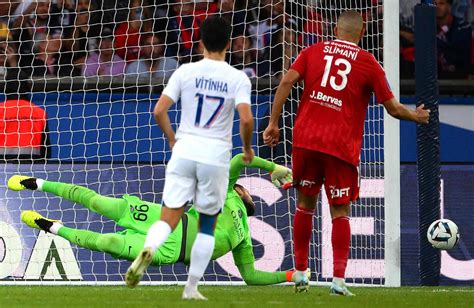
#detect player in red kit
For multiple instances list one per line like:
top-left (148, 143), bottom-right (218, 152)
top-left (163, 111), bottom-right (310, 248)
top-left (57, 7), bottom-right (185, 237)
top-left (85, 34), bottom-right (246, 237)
top-left (263, 10), bottom-right (430, 296)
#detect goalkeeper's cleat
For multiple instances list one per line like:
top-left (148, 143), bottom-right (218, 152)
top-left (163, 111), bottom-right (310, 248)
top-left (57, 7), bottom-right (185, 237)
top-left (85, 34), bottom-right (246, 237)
top-left (8, 175), bottom-right (38, 191)
top-left (292, 269), bottom-right (310, 293)
top-left (125, 247), bottom-right (153, 288)
top-left (330, 280), bottom-right (355, 296)
top-left (21, 210), bottom-right (60, 232)
top-left (182, 289), bottom-right (208, 301)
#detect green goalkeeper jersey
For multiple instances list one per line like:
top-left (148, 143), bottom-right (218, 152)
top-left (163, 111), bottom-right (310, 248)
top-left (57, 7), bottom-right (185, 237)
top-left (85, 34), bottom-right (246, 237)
top-left (120, 155), bottom-right (288, 284)
top-left (183, 154), bottom-right (275, 266)
top-left (37, 154), bottom-right (289, 285)
top-left (120, 154), bottom-right (275, 266)
top-left (182, 154), bottom-right (288, 285)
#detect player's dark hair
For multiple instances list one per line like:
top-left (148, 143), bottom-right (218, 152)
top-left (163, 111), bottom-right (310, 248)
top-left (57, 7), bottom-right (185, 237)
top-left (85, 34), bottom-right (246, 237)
top-left (234, 183), bottom-right (255, 216)
top-left (200, 16), bottom-right (231, 53)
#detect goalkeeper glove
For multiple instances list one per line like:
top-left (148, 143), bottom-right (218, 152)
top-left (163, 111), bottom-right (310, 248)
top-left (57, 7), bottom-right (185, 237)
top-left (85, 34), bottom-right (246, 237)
top-left (271, 164), bottom-right (293, 188)
top-left (286, 268), bottom-right (311, 282)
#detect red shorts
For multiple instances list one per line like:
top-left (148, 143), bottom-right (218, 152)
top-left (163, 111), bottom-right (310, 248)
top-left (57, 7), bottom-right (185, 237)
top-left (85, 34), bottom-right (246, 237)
top-left (292, 148), bottom-right (360, 205)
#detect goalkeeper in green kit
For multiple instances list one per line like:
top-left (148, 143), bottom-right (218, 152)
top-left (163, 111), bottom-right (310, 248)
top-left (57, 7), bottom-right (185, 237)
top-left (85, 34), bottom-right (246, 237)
top-left (9, 154), bottom-right (302, 285)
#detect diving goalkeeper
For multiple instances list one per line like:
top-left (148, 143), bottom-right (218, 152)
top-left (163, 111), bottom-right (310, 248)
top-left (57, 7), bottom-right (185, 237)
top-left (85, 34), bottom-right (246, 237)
top-left (9, 154), bottom-right (298, 285)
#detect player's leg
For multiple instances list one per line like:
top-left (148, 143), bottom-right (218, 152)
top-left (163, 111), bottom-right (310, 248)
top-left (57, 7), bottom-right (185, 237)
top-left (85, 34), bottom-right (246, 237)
top-left (21, 210), bottom-right (173, 266)
top-left (329, 203), bottom-right (353, 296)
top-left (291, 148), bottom-right (323, 292)
top-left (59, 228), bottom-right (130, 258)
top-left (8, 175), bottom-right (128, 222)
top-left (63, 228), bottom-right (125, 255)
top-left (182, 162), bottom-right (228, 300)
top-left (126, 209), bottom-right (187, 288)
top-left (324, 154), bottom-right (359, 296)
top-left (143, 157), bottom-right (194, 251)
top-left (183, 212), bottom-right (217, 300)
top-left (118, 230), bottom-right (181, 265)
top-left (292, 190), bottom-right (316, 292)
top-left (125, 157), bottom-right (194, 288)
top-left (144, 207), bottom-right (185, 251)
top-left (21, 209), bottom-right (127, 255)
top-left (58, 225), bottom-right (172, 266)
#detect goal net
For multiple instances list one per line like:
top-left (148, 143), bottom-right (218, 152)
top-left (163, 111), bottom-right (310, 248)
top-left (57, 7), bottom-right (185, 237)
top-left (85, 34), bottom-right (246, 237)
top-left (0, 0), bottom-right (400, 286)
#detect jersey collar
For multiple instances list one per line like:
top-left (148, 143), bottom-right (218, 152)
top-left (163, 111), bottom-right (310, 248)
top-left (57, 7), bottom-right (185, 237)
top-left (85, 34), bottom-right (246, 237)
top-left (334, 39), bottom-right (358, 46)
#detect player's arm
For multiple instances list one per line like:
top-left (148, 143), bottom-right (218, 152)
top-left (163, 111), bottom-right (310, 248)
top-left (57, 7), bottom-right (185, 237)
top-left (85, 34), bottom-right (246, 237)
top-left (228, 154), bottom-right (292, 188)
top-left (237, 263), bottom-right (291, 286)
top-left (263, 69), bottom-right (300, 147)
top-left (235, 74), bottom-right (255, 164)
top-left (237, 103), bottom-right (254, 164)
top-left (232, 243), bottom-right (292, 285)
top-left (154, 68), bottom-right (181, 149)
top-left (268, 69), bottom-right (301, 127)
top-left (369, 56), bottom-right (430, 125)
top-left (154, 95), bottom-right (176, 148)
top-left (383, 98), bottom-right (430, 124)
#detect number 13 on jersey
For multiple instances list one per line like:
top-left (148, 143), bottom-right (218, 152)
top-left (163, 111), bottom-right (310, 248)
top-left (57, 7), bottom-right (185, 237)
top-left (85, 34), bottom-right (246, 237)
top-left (194, 93), bottom-right (225, 129)
top-left (321, 55), bottom-right (352, 91)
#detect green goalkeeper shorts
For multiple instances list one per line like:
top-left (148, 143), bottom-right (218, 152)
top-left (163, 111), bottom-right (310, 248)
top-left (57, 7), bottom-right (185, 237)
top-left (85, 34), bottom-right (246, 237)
top-left (115, 227), bottom-right (182, 266)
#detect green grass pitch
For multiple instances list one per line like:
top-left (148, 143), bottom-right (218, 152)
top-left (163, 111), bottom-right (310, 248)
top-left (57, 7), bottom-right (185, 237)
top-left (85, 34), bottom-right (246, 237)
top-left (2, 286), bottom-right (474, 307)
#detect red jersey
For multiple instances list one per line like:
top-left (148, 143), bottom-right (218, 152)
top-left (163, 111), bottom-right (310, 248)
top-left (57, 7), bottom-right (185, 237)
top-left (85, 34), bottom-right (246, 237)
top-left (290, 39), bottom-right (394, 166)
top-left (115, 22), bottom-right (140, 61)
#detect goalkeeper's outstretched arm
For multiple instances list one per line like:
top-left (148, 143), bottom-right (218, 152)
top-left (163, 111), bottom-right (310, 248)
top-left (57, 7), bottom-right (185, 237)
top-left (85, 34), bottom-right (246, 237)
top-left (228, 154), bottom-right (274, 188)
top-left (237, 263), bottom-right (292, 286)
top-left (229, 154), bottom-right (292, 189)
top-left (232, 239), bottom-right (291, 285)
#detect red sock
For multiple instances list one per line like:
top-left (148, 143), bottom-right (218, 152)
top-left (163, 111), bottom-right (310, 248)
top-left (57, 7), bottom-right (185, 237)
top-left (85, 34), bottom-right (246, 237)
top-left (332, 216), bottom-right (351, 278)
top-left (293, 207), bottom-right (314, 271)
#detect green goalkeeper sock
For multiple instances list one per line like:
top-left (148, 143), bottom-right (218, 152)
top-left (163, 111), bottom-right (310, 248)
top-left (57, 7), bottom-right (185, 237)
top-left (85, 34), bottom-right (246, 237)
top-left (41, 181), bottom-right (128, 222)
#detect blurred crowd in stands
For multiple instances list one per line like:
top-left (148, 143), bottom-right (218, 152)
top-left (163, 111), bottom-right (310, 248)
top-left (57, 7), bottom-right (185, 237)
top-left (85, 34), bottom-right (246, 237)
top-left (0, 0), bottom-right (303, 81)
top-left (400, 0), bottom-right (472, 79)
top-left (0, 0), bottom-right (471, 83)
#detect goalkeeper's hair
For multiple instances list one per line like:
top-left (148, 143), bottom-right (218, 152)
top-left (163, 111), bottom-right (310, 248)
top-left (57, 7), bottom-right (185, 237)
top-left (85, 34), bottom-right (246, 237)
top-left (234, 183), bottom-right (255, 217)
top-left (200, 16), bottom-right (231, 52)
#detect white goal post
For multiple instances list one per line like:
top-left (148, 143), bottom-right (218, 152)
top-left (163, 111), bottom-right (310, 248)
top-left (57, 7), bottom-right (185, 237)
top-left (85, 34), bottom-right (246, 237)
top-left (383, 0), bottom-right (401, 288)
top-left (0, 0), bottom-right (400, 286)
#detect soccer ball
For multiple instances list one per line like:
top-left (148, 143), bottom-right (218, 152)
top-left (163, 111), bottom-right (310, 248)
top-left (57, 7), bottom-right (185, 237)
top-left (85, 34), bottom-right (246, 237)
top-left (427, 219), bottom-right (460, 250)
